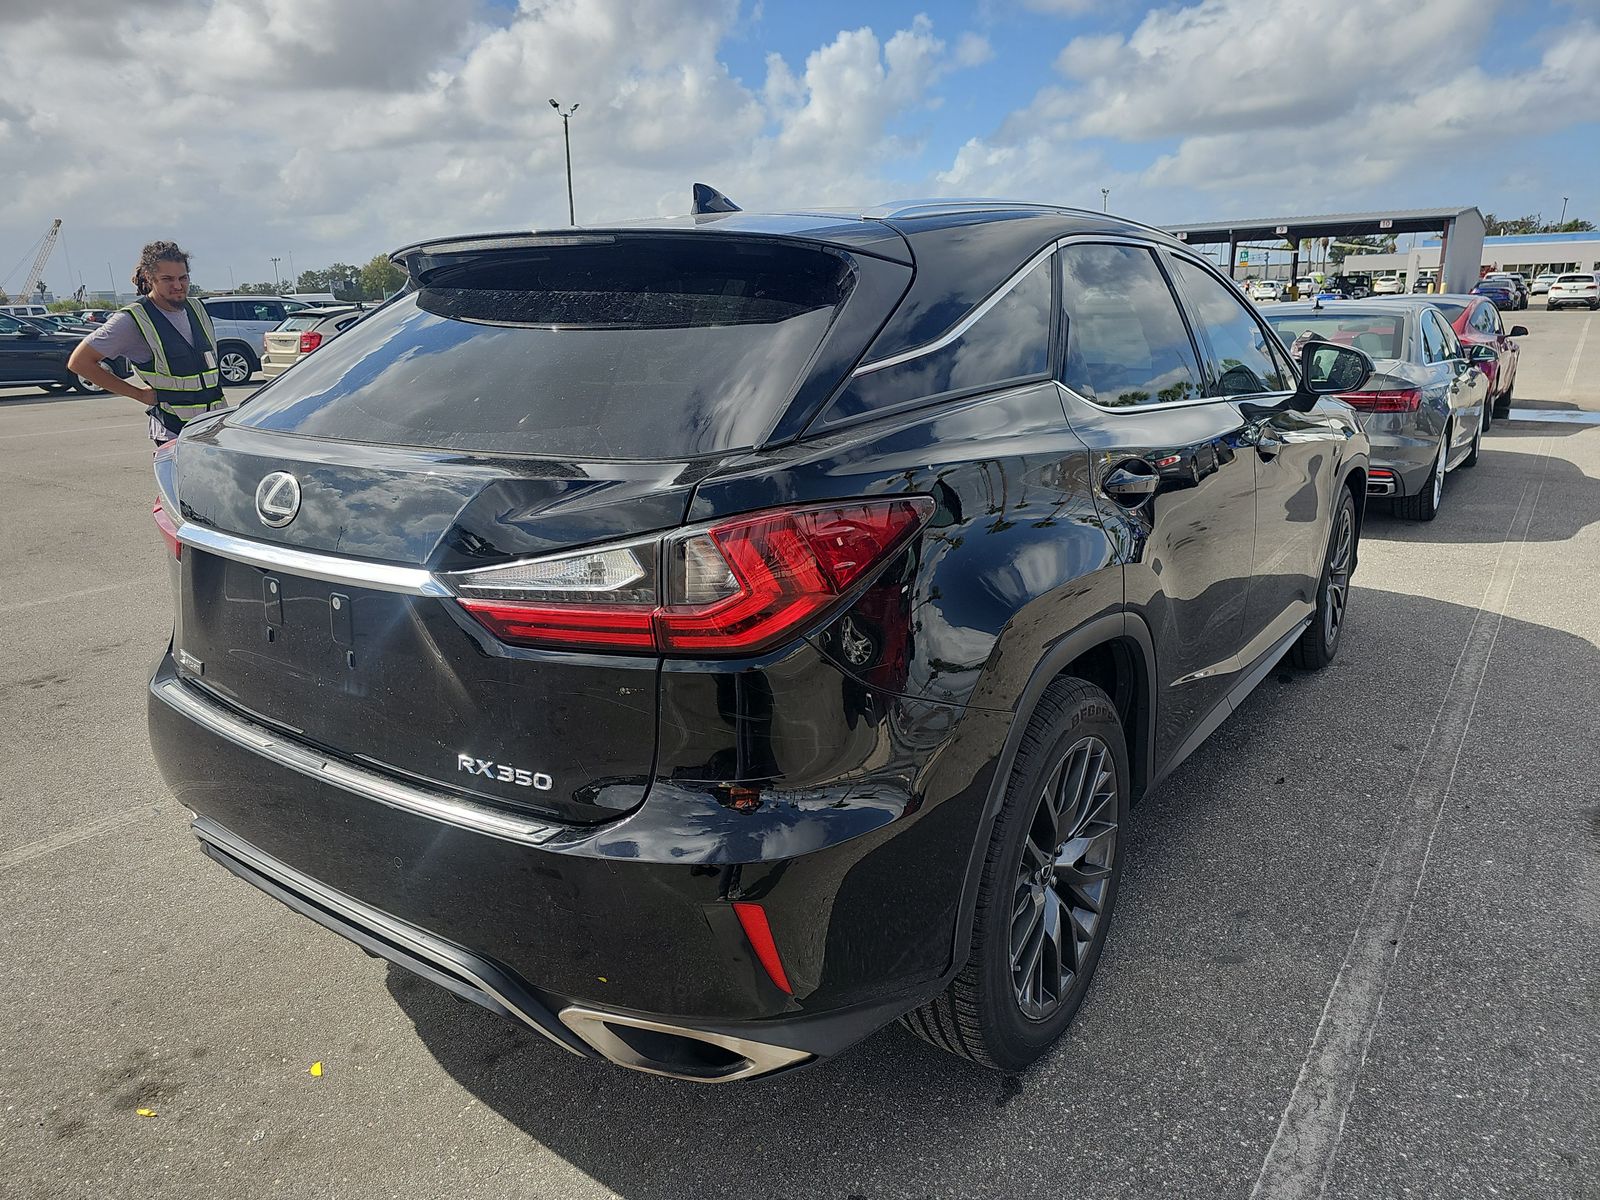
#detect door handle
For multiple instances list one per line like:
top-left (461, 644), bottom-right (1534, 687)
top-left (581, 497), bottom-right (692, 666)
top-left (1102, 463), bottom-right (1158, 505)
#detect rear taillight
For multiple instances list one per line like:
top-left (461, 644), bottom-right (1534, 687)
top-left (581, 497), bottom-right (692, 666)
top-left (298, 331), bottom-right (324, 353)
top-left (449, 497), bottom-right (934, 656)
top-left (1337, 387), bottom-right (1421, 413)
top-left (153, 496), bottom-right (181, 560)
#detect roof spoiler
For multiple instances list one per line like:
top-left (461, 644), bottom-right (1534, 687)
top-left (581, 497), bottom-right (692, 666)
top-left (692, 183), bottom-right (741, 215)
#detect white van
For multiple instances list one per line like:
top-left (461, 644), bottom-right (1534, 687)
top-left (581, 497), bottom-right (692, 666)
top-left (0, 303), bottom-right (50, 318)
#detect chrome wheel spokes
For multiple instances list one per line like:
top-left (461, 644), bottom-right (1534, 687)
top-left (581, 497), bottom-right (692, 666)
top-left (1324, 505), bottom-right (1354, 645)
top-left (1011, 736), bottom-right (1119, 1021)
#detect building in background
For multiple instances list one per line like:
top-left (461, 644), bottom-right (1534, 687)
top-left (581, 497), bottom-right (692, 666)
top-left (1346, 231), bottom-right (1600, 282)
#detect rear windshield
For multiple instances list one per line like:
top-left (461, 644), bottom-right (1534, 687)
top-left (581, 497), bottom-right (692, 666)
top-left (1262, 312), bottom-right (1405, 360)
top-left (1557, 274), bottom-right (1592, 283)
top-left (1430, 301), bottom-right (1467, 322)
top-left (278, 315), bottom-right (326, 331)
top-left (230, 238), bottom-right (853, 459)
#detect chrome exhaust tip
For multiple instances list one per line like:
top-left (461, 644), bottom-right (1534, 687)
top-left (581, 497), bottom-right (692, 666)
top-left (558, 1006), bottom-right (813, 1083)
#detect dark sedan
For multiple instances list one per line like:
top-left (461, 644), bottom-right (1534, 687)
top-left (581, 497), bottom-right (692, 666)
top-left (1263, 300), bottom-right (1487, 521)
top-left (0, 311), bottom-right (129, 394)
top-left (149, 200), bottom-right (1371, 1082)
top-left (1471, 279), bottom-right (1518, 309)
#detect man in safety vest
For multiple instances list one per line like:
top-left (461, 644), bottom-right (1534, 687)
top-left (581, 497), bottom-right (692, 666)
top-left (68, 239), bottom-right (225, 444)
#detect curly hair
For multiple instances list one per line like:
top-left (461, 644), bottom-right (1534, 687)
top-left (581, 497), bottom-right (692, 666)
top-left (133, 240), bottom-right (191, 295)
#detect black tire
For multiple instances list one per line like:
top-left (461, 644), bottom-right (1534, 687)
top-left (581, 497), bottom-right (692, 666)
top-left (1393, 429), bottom-right (1448, 522)
top-left (72, 373), bottom-right (107, 394)
top-left (1493, 377), bottom-right (1513, 420)
top-left (218, 343), bottom-right (256, 385)
top-left (41, 381), bottom-right (72, 394)
top-left (901, 677), bottom-right (1127, 1073)
top-left (1462, 418), bottom-right (1481, 468)
top-left (1289, 486), bottom-right (1357, 670)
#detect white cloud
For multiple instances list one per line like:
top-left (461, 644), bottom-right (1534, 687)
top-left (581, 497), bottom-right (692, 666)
top-left (0, 0), bottom-right (979, 295)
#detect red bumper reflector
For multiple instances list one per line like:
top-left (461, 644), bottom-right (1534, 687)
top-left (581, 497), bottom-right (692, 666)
top-left (732, 901), bottom-right (793, 995)
top-left (153, 497), bottom-right (181, 560)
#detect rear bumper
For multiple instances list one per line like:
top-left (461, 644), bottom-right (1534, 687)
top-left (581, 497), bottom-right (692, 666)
top-left (149, 653), bottom-right (994, 1079)
top-left (1358, 417), bottom-right (1446, 496)
top-left (260, 351), bottom-right (300, 377)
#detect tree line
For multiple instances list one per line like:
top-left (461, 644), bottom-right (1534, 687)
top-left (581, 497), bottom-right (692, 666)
top-left (0, 252), bottom-right (409, 306)
top-left (221, 253), bottom-right (407, 299)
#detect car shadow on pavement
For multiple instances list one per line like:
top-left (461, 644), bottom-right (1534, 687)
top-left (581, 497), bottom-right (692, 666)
top-left (380, 587), bottom-right (1600, 1200)
top-left (1363, 442), bottom-right (1599, 544)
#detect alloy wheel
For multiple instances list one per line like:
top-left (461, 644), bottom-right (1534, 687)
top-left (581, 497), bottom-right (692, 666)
top-left (1011, 736), bottom-right (1118, 1021)
top-left (1432, 435), bottom-right (1447, 509)
top-left (1324, 502), bottom-right (1355, 647)
top-left (219, 351), bottom-right (251, 384)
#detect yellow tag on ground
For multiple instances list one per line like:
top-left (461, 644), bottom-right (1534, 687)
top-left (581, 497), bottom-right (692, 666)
top-left (136, 1109), bottom-right (156, 1118)
top-left (310, 1062), bottom-right (323, 1077)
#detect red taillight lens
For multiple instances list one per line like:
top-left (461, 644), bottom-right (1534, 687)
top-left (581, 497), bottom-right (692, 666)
top-left (152, 496), bottom-right (181, 560)
top-left (298, 331), bottom-right (324, 354)
top-left (732, 901), bottom-right (793, 995)
top-left (454, 600), bottom-right (656, 651)
top-left (1337, 387), bottom-right (1421, 413)
top-left (655, 501), bottom-right (930, 654)
top-left (447, 498), bottom-right (934, 656)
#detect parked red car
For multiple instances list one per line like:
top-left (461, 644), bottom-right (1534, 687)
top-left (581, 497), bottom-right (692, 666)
top-left (1429, 294), bottom-right (1525, 422)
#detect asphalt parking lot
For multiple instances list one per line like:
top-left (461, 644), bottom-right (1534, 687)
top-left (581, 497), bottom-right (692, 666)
top-left (2, 309), bottom-right (1597, 1200)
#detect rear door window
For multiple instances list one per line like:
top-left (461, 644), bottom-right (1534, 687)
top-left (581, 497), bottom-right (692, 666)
top-left (1058, 243), bottom-right (1204, 407)
top-left (230, 237), bottom-right (855, 459)
top-left (1420, 311), bottom-right (1448, 363)
top-left (1168, 257), bottom-right (1288, 396)
top-left (822, 254), bottom-right (1053, 423)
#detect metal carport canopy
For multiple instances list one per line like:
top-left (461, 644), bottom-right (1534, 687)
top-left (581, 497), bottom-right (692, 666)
top-left (1162, 207), bottom-right (1481, 244)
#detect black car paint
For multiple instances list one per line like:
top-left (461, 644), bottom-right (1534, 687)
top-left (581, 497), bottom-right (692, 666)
top-left (150, 205), bottom-right (1368, 1074)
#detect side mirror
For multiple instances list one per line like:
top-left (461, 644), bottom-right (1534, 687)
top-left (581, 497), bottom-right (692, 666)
top-left (17, 325), bottom-right (41, 339)
top-left (1292, 341), bottom-right (1373, 410)
top-left (1510, 325), bottom-right (1528, 337)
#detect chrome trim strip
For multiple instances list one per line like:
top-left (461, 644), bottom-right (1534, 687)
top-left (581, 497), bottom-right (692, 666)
top-left (558, 1005), bottom-right (813, 1083)
top-left (152, 676), bottom-right (560, 845)
top-left (193, 820), bottom-right (585, 1058)
top-left (175, 523), bottom-right (450, 597)
top-left (853, 242), bottom-right (1060, 376)
top-left (852, 232), bottom-right (1198, 381)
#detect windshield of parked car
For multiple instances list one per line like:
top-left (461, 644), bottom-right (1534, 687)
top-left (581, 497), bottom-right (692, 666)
top-left (1557, 274), bottom-right (1591, 284)
top-left (230, 237), bottom-right (855, 459)
top-left (1261, 312), bottom-right (1405, 360)
top-left (1430, 301), bottom-right (1468, 322)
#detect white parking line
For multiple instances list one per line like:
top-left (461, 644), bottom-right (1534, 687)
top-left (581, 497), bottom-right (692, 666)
top-left (0, 804), bottom-right (166, 874)
top-left (1250, 437), bottom-right (1554, 1200)
top-left (1558, 314), bottom-right (1592, 400)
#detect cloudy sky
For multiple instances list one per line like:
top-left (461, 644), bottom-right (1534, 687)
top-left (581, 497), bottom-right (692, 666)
top-left (2, 0), bottom-right (1597, 296)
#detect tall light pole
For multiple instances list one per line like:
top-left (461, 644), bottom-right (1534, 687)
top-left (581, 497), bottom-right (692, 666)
top-left (270, 257), bottom-right (281, 291)
top-left (550, 98), bottom-right (579, 225)
top-left (1559, 196), bottom-right (1569, 227)
top-left (1100, 187), bottom-right (1110, 212)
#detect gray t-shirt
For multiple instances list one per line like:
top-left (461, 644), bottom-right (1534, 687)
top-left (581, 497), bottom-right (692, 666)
top-left (83, 304), bottom-right (196, 362)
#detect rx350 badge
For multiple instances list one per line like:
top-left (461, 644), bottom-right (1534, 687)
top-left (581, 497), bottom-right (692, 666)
top-left (457, 754), bottom-right (553, 791)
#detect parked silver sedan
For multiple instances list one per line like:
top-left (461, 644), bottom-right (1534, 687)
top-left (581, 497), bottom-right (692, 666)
top-left (1262, 301), bottom-right (1489, 521)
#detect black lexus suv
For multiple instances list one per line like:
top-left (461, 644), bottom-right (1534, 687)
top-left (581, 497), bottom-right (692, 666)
top-left (149, 202), bottom-right (1373, 1082)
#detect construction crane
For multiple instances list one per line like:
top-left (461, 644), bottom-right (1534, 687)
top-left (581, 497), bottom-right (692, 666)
top-left (15, 218), bottom-right (62, 304)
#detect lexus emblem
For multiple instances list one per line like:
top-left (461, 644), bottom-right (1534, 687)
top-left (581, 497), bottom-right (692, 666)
top-left (255, 472), bottom-right (301, 528)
